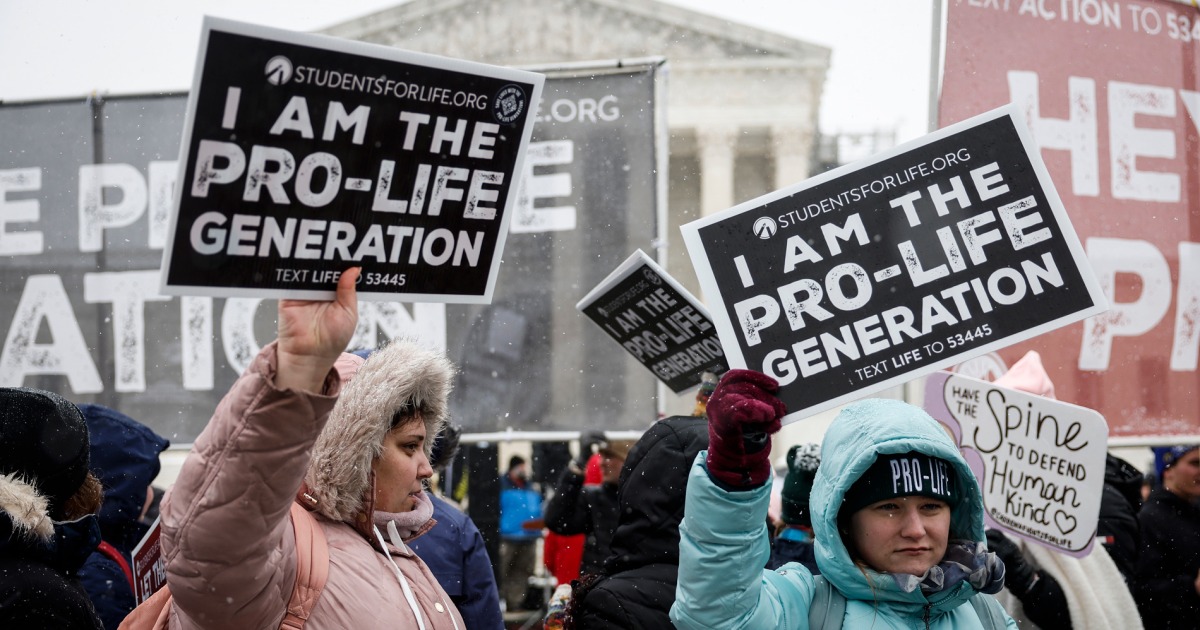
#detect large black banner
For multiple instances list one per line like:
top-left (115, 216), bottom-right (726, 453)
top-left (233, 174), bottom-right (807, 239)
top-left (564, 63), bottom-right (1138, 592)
top-left (162, 18), bottom-right (543, 303)
top-left (683, 107), bottom-right (1107, 421)
top-left (0, 60), bottom-right (663, 442)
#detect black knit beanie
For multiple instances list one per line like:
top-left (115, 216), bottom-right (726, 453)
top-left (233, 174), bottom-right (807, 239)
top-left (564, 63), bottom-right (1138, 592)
top-left (842, 452), bottom-right (957, 517)
top-left (0, 387), bottom-right (91, 518)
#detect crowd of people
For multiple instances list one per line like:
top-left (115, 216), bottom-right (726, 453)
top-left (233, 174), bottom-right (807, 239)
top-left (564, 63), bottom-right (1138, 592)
top-left (2, 274), bottom-right (1199, 629)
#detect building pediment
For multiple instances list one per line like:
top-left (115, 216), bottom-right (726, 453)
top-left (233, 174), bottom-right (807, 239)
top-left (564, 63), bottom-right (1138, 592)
top-left (321, 0), bottom-right (829, 69)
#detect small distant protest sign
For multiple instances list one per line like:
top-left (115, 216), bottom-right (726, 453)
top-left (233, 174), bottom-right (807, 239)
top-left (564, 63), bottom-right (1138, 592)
top-left (577, 250), bottom-right (727, 393)
top-left (131, 517), bottom-right (166, 604)
top-left (924, 371), bottom-right (1108, 555)
top-left (160, 17), bottom-right (544, 303)
top-left (681, 105), bottom-right (1107, 421)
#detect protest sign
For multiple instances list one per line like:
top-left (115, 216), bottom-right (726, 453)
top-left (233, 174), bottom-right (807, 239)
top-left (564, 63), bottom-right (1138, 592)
top-left (0, 60), bottom-right (662, 442)
top-left (160, 17), bottom-right (544, 303)
top-left (131, 517), bottom-right (165, 604)
top-left (941, 0), bottom-right (1200, 439)
top-left (924, 371), bottom-right (1108, 555)
top-left (682, 105), bottom-right (1108, 422)
top-left (577, 250), bottom-right (727, 393)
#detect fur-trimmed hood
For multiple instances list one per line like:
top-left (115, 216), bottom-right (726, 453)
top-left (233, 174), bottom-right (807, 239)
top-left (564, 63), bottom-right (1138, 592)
top-left (0, 473), bottom-right (55, 542)
top-left (303, 339), bottom-right (454, 535)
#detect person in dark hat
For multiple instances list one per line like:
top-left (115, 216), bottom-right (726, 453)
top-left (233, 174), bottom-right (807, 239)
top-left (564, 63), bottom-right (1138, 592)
top-left (671, 371), bottom-right (1012, 629)
top-left (1134, 444), bottom-right (1200, 628)
top-left (767, 443), bottom-right (820, 573)
top-left (408, 424), bottom-right (504, 630)
top-left (544, 432), bottom-right (636, 575)
top-left (75, 404), bottom-right (170, 630)
top-left (0, 387), bottom-right (104, 629)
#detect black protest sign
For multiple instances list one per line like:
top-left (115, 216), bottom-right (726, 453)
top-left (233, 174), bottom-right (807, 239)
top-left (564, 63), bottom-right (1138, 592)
top-left (925, 371), bottom-right (1108, 555)
top-left (682, 106), bottom-right (1107, 421)
top-left (161, 17), bottom-right (544, 303)
top-left (577, 250), bottom-right (727, 393)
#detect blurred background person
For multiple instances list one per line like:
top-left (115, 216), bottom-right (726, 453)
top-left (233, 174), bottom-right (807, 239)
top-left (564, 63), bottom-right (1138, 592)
top-left (499, 455), bottom-right (543, 612)
top-left (544, 431), bottom-right (633, 576)
top-left (553, 414), bottom-right (709, 629)
top-left (0, 387), bottom-right (104, 629)
top-left (543, 447), bottom-right (602, 590)
top-left (75, 404), bottom-right (170, 630)
top-left (767, 443), bottom-right (820, 573)
top-left (409, 423), bottom-right (505, 630)
top-left (1134, 444), bottom-right (1200, 628)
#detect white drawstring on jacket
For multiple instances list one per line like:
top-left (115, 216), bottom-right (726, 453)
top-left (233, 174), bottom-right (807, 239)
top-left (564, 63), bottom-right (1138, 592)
top-left (372, 522), bottom-right (459, 630)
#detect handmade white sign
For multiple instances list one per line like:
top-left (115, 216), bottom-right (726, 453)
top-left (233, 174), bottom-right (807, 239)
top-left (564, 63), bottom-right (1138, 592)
top-left (924, 371), bottom-right (1108, 555)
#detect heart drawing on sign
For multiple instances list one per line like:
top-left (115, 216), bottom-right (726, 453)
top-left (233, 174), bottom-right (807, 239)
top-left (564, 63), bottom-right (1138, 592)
top-left (1054, 511), bottom-right (1077, 535)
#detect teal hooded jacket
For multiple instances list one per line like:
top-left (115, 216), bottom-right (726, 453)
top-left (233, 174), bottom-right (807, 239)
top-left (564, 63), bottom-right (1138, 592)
top-left (671, 398), bottom-right (1016, 629)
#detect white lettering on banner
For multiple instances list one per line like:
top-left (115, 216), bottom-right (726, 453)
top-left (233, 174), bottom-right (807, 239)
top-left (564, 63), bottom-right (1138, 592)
top-left (147, 161), bottom-right (177, 249)
top-left (1172, 243), bottom-right (1200, 371)
top-left (1081, 237), bottom-right (1173, 370)
top-left (511, 140), bottom-right (576, 233)
top-left (536, 95), bottom-right (620, 124)
top-left (79, 163), bottom-right (147, 252)
top-left (83, 271), bottom-right (170, 392)
top-left (0, 272), bottom-right (447, 394)
top-left (0, 275), bottom-right (103, 393)
top-left (221, 298), bottom-right (262, 375)
top-left (1009, 71), bottom-right (1200, 373)
top-left (0, 167), bottom-right (44, 255)
top-left (181, 296), bottom-right (214, 391)
top-left (1109, 81), bottom-right (1178, 202)
top-left (1007, 70), bottom-right (1200, 202)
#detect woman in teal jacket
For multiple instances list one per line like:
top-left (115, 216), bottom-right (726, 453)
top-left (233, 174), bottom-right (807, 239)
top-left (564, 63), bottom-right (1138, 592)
top-left (670, 370), bottom-right (1015, 629)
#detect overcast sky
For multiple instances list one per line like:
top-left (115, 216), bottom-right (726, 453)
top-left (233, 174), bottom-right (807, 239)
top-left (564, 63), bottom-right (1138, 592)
top-left (0, 0), bottom-right (935, 142)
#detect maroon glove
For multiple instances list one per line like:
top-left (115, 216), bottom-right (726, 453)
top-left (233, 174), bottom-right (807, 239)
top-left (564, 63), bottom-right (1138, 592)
top-left (705, 370), bottom-right (786, 489)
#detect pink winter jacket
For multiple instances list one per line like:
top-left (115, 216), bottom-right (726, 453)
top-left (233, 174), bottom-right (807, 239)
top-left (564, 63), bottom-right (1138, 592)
top-left (160, 341), bottom-right (466, 629)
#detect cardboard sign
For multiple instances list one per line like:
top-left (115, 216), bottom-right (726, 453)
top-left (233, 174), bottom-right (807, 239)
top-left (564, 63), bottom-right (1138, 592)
top-left (131, 516), bottom-right (166, 604)
top-left (681, 105), bottom-right (1107, 422)
top-left (924, 372), bottom-right (1108, 555)
top-left (577, 250), bottom-right (727, 393)
top-left (160, 17), bottom-right (544, 303)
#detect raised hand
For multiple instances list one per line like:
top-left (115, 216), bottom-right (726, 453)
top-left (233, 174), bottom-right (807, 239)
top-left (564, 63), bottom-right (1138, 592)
top-left (276, 268), bottom-right (360, 393)
top-left (705, 369), bottom-right (786, 489)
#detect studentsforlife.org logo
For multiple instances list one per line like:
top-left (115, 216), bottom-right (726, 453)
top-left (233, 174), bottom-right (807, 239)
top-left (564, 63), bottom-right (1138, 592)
top-left (753, 216), bottom-right (777, 240)
top-left (265, 56), bottom-right (294, 85)
top-left (493, 84), bottom-right (526, 124)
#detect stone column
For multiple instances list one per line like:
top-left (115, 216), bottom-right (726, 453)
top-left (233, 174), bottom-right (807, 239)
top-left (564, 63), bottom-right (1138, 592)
top-left (772, 124), bottom-right (814, 190)
top-left (696, 125), bottom-right (738, 217)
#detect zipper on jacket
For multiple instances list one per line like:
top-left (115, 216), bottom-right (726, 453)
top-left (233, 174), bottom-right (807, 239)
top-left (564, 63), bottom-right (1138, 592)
top-left (923, 603), bottom-right (932, 629)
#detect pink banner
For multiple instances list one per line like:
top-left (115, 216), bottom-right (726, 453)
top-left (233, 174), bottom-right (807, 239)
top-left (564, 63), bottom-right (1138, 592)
top-left (940, 0), bottom-right (1200, 438)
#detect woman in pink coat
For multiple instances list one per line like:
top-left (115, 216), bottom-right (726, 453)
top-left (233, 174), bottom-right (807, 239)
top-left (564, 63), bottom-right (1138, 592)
top-left (160, 269), bottom-right (466, 629)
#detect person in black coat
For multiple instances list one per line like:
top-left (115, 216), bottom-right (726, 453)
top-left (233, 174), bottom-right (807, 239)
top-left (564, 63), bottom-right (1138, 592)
top-left (563, 415), bottom-right (709, 629)
top-left (75, 404), bottom-right (170, 630)
top-left (1099, 453), bottom-right (1144, 582)
top-left (767, 443), bottom-right (820, 573)
top-left (1134, 444), bottom-right (1200, 629)
top-left (0, 387), bottom-right (105, 629)
top-left (543, 431), bottom-right (632, 575)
